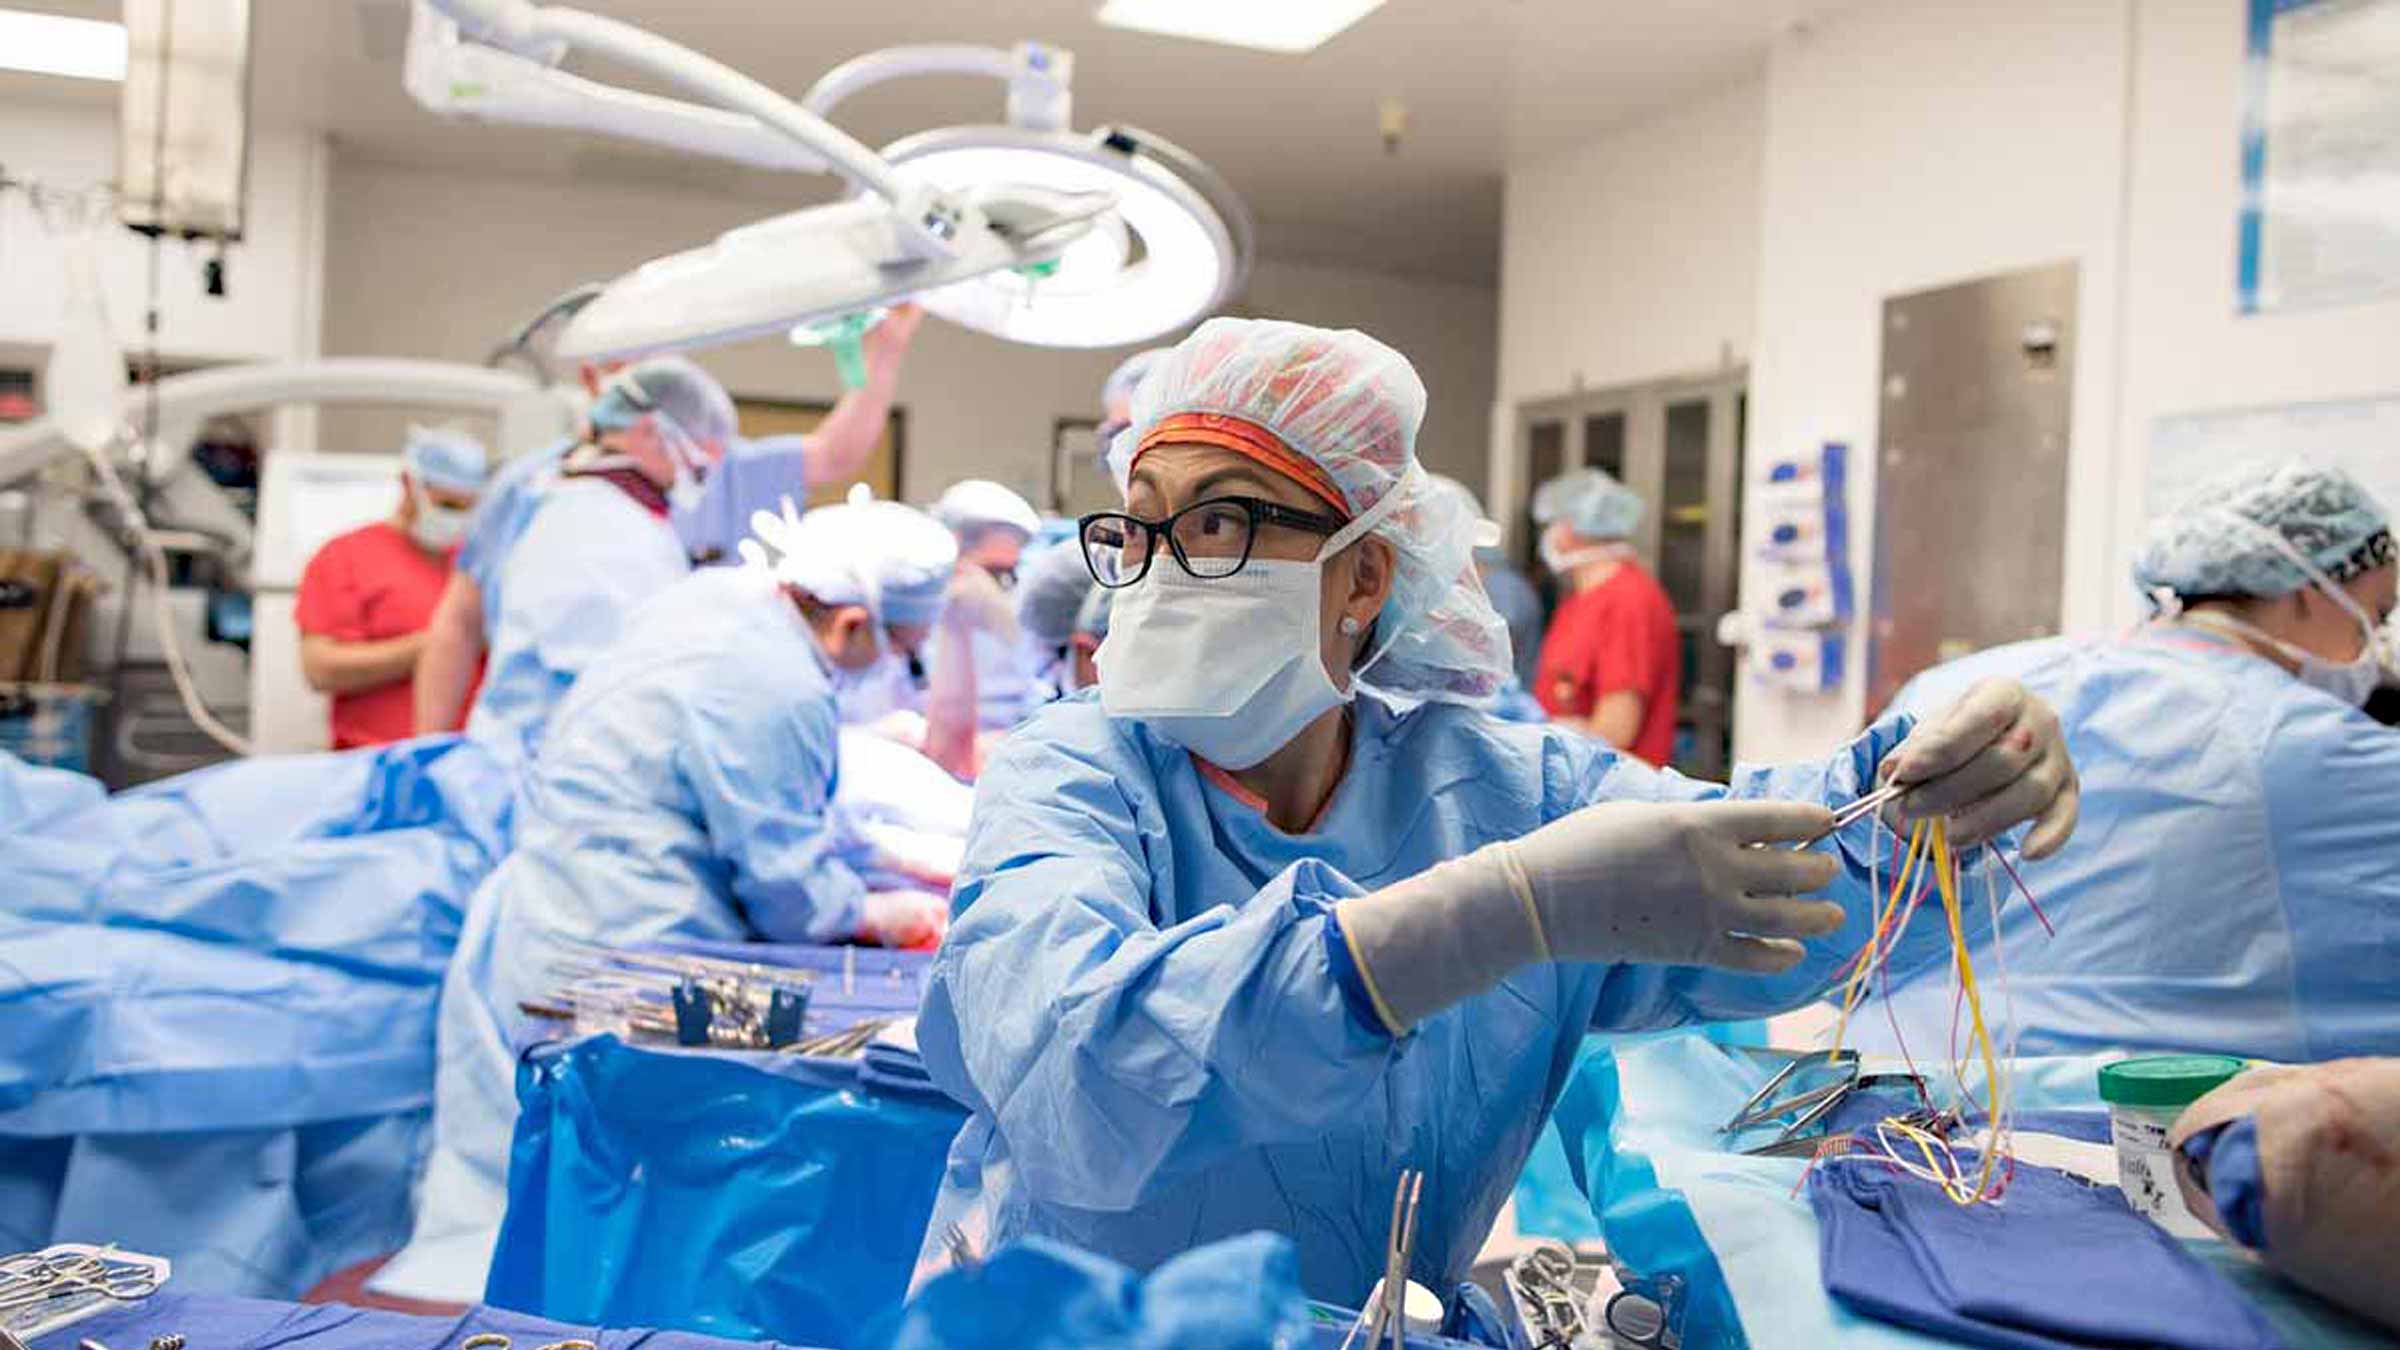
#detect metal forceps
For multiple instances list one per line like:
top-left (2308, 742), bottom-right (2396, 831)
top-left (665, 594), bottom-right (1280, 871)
top-left (1722, 1051), bottom-right (1859, 1136)
top-left (1337, 1169), bottom-right (1424, 1350)
top-left (1801, 782), bottom-right (1906, 846)
top-left (0, 1249), bottom-right (159, 1311)
top-left (1503, 1241), bottom-right (1589, 1349)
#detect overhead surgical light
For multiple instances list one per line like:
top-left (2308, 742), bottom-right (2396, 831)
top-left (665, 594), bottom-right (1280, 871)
top-left (884, 125), bottom-right (1251, 349)
top-left (406, 1), bottom-right (1251, 359)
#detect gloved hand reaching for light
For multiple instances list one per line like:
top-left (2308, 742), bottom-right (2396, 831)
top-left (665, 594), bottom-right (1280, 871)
top-left (1336, 799), bottom-right (1843, 1034)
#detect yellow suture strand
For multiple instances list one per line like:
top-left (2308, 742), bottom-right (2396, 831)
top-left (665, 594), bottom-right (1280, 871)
top-left (1824, 816), bottom-right (2013, 1206)
top-left (1828, 819), bottom-right (1928, 1062)
top-left (1930, 820), bottom-right (2005, 1204)
top-left (1877, 1117), bottom-right (1971, 1202)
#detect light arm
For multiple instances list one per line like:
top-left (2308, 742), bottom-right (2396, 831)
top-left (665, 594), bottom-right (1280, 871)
top-left (420, 0), bottom-right (915, 210)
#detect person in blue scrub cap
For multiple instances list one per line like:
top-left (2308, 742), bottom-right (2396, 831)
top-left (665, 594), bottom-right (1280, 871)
top-left (439, 356), bottom-right (725, 755)
top-left (1531, 465), bottom-right (1646, 544)
top-left (378, 495), bottom-right (961, 1303)
top-left (926, 479), bottom-right (1046, 733)
top-left (911, 317), bottom-right (2081, 1306)
top-left (411, 306), bottom-right (925, 737)
top-left (1015, 532), bottom-right (1111, 699)
top-left (1867, 460), bottom-right (2400, 1065)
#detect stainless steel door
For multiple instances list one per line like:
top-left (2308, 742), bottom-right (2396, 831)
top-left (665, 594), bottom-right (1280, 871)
top-left (1868, 263), bottom-right (2077, 714)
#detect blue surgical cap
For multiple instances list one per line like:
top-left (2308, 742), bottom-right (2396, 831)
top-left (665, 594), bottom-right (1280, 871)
top-left (403, 424), bottom-right (490, 495)
top-left (2133, 462), bottom-right (2395, 601)
top-left (1074, 584), bottom-right (1113, 641)
top-left (1016, 540), bottom-right (1097, 649)
top-left (1531, 467), bottom-right (1644, 540)
top-left (589, 356), bottom-right (738, 447)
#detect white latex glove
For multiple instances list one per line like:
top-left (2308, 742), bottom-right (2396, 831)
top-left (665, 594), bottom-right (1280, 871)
top-left (1336, 799), bottom-right (1841, 1033)
top-left (1881, 677), bottom-right (2079, 858)
top-left (860, 888), bottom-right (950, 950)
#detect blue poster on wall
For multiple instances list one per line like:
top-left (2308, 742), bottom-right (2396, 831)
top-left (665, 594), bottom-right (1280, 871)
top-left (2237, 0), bottom-right (2400, 313)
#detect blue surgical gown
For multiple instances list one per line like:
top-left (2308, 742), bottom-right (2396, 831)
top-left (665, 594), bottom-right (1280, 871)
top-left (459, 437), bottom-right (816, 638)
top-left (385, 565), bottom-right (869, 1300)
top-left (463, 477), bottom-right (690, 755)
top-left (915, 693), bottom-right (1954, 1304)
top-left (456, 440), bottom-right (569, 642)
top-left (1866, 628), bottom-right (2400, 1064)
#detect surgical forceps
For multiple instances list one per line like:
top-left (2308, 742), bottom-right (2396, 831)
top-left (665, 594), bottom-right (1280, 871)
top-left (1801, 782), bottom-right (1906, 845)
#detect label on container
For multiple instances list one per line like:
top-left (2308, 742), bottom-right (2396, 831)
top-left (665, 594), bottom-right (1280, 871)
top-left (2110, 1108), bottom-right (2213, 1239)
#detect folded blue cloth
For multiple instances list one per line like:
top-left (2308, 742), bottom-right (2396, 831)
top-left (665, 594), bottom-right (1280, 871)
top-left (1810, 1158), bottom-right (2283, 1349)
top-left (2178, 1115), bottom-right (2268, 1249)
top-left (32, 1291), bottom-right (821, 1350)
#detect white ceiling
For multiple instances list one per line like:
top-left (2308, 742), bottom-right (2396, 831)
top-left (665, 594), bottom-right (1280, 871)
top-left (4, 0), bottom-right (1838, 285)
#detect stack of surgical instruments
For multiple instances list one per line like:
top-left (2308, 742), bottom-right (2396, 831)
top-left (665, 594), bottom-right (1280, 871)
top-left (0, 1246), bottom-right (167, 1347)
top-left (524, 945), bottom-right (814, 1051)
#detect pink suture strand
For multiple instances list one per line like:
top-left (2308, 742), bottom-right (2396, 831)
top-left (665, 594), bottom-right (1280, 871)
top-left (1991, 845), bottom-right (2054, 938)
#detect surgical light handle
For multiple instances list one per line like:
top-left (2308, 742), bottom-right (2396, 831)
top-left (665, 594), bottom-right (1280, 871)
top-left (803, 42), bottom-right (1073, 131)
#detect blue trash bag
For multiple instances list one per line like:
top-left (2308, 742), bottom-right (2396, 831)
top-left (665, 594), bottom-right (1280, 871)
top-left (486, 1034), bottom-right (966, 1347)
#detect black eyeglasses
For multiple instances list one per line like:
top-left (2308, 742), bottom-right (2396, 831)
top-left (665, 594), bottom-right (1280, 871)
top-left (1080, 496), bottom-right (1348, 588)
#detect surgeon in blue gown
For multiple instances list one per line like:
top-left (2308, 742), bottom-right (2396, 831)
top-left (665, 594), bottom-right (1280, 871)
top-left (410, 305), bottom-right (924, 739)
top-left (1869, 461), bottom-right (2400, 1064)
top-left (380, 497), bottom-right (962, 1301)
top-left (913, 318), bottom-right (2081, 1305)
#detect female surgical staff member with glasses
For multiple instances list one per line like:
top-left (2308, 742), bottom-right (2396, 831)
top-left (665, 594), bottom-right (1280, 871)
top-left (911, 318), bottom-right (2080, 1306)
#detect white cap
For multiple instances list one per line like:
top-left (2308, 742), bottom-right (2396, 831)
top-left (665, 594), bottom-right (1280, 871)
top-left (932, 478), bottom-right (1043, 541)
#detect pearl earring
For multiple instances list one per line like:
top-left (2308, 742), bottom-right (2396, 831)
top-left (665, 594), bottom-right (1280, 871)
top-left (1338, 616), bottom-right (1363, 636)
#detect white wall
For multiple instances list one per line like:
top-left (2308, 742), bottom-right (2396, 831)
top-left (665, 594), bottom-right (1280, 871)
top-left (1495, 0), bottom-right (2400, 765)
top-left (2106, 0), bottom-right (2400, 630)
top-left (1738, 0), bottom-right (2134, 762)
top-left (1490, 78), bottom-right (1763, 529)
top-left (0, 99), bottom-right (327, 373)
top-left (318, 157), bottom-right (1497, 501)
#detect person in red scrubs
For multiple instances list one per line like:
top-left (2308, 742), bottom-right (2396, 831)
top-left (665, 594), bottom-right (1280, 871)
top-left (294, 425), bottom-right (491, 748)
top-left (1529, 467), bottom-right (1681, 766)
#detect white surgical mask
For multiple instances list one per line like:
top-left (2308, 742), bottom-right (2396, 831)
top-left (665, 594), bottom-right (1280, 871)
top-left (660, 425), bottom-right (711, 517)
top-left (1097, 474), bottom-right (1410, 770)
top-left (2176, 521), bottom-right (2390, 707)
top-left (407, 481), bottom-right (471, 551)
top-left (1540, 535), bottom-right (1628, 577)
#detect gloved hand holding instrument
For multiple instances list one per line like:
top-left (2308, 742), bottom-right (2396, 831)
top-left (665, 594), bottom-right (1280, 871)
top-left (1336, 678), bottom-right (2079, 1033)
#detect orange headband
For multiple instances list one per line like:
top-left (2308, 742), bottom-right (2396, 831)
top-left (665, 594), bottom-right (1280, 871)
top-left (1133, 413), bottom-right (1350, 518)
